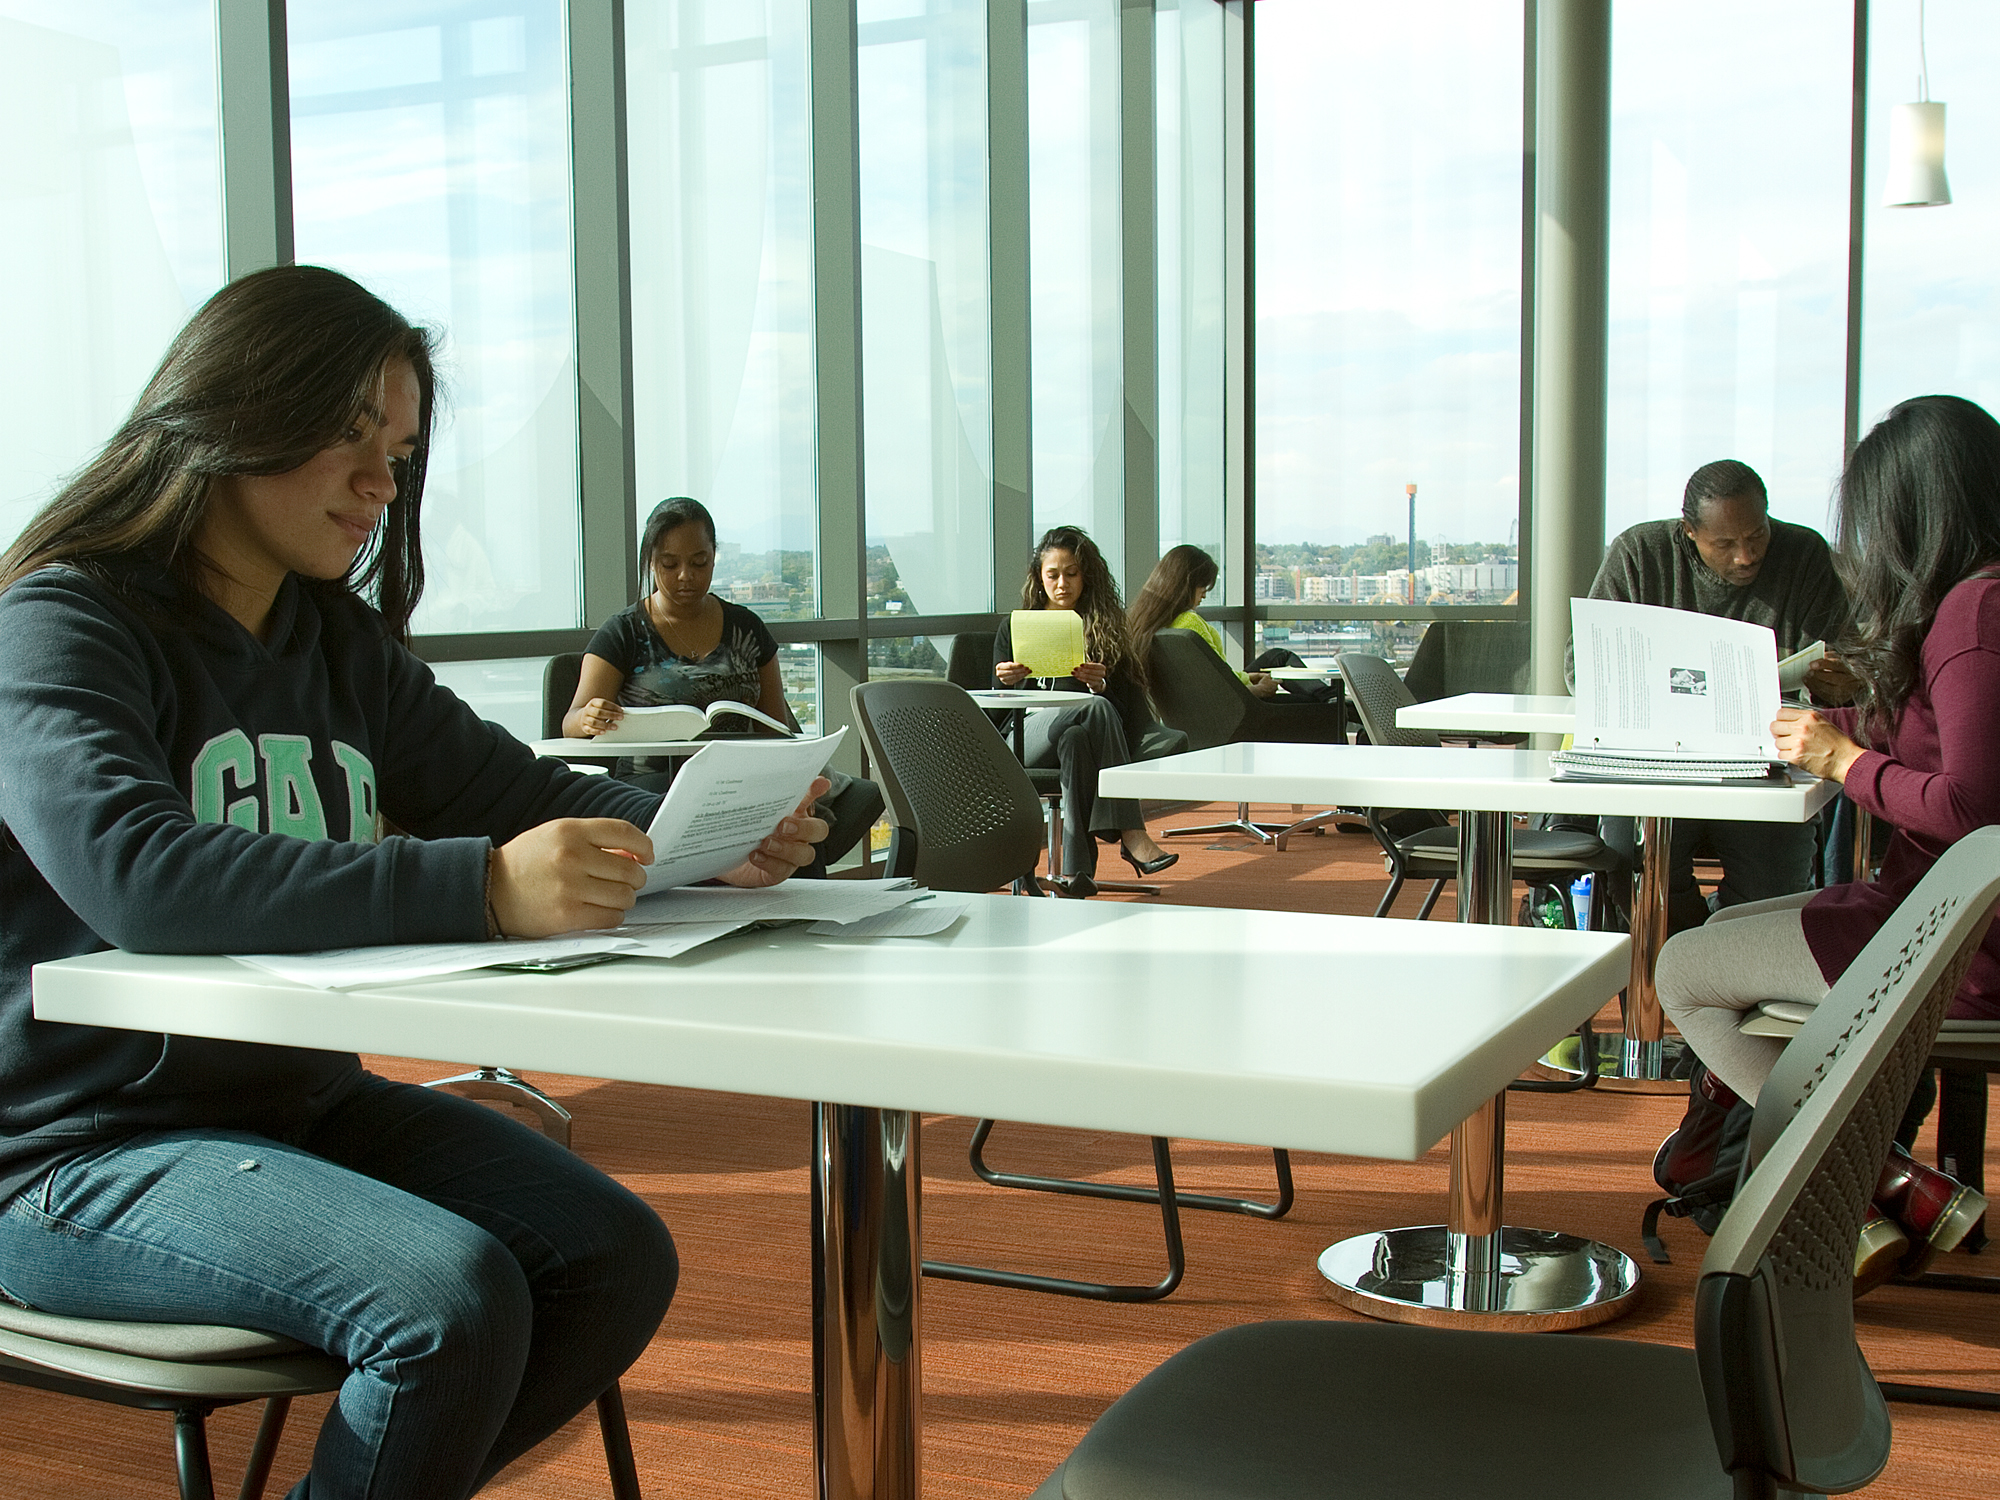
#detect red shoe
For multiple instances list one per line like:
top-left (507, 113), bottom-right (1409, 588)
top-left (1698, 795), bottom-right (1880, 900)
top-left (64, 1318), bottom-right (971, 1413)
top-left (1875, 1144), bottom-right (1989, 1263)
top-left (1855, 1208), bottom-right (1911, 1296)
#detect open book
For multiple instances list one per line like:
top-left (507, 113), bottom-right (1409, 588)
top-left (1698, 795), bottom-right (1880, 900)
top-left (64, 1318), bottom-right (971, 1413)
top-left (595, 700), bottom-right (792, 742)
top-left (1554, 598), bottom-right (1786, 783)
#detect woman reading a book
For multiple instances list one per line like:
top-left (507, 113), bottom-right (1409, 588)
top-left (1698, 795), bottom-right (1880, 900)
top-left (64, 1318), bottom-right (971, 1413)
top-left (570, 495), bottom-right (881, 873)
top-left (994, 526), bottom-right (1178, 895)
top-left (1655, 394), bottom-right (2000, 1279)
top-left (0, 266), bottom-right (828, 1497)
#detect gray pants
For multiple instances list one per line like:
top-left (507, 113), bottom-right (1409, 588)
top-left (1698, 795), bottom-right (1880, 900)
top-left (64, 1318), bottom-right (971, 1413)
top-left (1023, 695), bottom-right (1143, 879)
top-left (1655, 890), bottom-right (1827, 1103)
top-left (1598, 815), bottom-right (1817, 935)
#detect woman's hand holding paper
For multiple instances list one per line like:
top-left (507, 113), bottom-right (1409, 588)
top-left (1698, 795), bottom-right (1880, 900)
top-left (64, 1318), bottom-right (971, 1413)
top-left (718, 775), bottom-right (833, 889)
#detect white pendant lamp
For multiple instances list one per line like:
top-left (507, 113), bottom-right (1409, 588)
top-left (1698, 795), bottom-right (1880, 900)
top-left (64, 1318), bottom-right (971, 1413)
top-left (1886, 1), bottom-right (1951, 208)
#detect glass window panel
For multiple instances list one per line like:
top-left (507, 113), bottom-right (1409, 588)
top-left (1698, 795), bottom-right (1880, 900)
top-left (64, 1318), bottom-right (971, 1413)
top-left (865, 634), bottom-right (948, 679)
top-left (1028, 0), bottom-right (1123, 567)
top-left (1156, 0), bottom-right (1227, 589)
top-left (1860, 0), bottom-right (2000, 426)
top-left (0, 1), bottom-right (222, 550)
top-left (628, 0), bottom-right (818, 624)
top-left (429, 655), bottom-right (548, 742)
top-left (778, 641), bottom-right (822, 736)
top-left (1606, 1), bottom-right (1850, 541)
top-left (858, 1), bottom-right (994, 619)
top-left (1254, 2), bottom-right (1523, 590)
top-left (288, 0), bottom-right (581, 636)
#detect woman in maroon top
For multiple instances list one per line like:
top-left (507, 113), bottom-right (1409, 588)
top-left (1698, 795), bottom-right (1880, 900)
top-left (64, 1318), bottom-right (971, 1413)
top-left (1657, 394), bottom-right (2000, 1277)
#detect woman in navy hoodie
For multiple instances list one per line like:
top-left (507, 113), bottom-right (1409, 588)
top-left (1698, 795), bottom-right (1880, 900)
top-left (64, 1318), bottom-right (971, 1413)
top-left (0, 265), bottom-right (824, 1497)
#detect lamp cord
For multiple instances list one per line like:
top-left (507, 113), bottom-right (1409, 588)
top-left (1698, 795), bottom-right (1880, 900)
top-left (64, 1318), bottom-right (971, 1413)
top-left (1918, 0), bottom-right (1931, 102)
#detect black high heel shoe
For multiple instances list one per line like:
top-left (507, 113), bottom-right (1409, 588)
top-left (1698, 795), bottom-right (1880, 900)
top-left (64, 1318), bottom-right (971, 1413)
top-left (1119, 846), bottom-right (1179, 878)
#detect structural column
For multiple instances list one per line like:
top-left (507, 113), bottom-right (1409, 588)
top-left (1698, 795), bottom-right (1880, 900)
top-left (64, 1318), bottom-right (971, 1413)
top-left (216, 0), bottom-right (293, 279)
top-left (1526, 0), bottom-right (1612, 695)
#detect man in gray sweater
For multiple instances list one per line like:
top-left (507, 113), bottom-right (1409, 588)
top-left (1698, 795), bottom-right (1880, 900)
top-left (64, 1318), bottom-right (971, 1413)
top-left (1570, 459), bottom-right (1851, 934)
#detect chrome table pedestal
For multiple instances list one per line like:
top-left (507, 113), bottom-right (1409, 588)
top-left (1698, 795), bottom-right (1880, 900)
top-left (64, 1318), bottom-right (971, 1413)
top-left (1593, 815), bottom-right (1688, 1094)
top-left (814, 1104), bottom-right (922, 1500)
top-left (1318, 810), bottom-right (1642, 1330)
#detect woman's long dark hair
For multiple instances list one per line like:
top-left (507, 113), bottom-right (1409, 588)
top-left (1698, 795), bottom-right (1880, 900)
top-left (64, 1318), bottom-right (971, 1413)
top-left (1128, 543), bottom-right (1219, 642)
top-left (0, 265), bottom-right (439, 640)
top-left (1021, 525), bottom-right (1140, 683)
top-left (1836, 394), bottom-right (2000, 728)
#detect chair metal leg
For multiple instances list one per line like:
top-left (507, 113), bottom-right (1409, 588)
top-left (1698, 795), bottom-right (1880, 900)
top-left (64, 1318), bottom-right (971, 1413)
top-left (966, 1119), bottom-right (1294, 1219)
top-left (236, 1398), bottom-right (291, 1500)
top-left (1881, 1381), bottom-right (2000, 1410)
top-left (596, 1383), bottom-right (644, 1500)
top-left (174, 1406), bottom-right (218, 1500)
top-left (426, 1066), bottom-right (574, 1149)
top-left (1412, 878), bottom-right (1448, 921)
top-left (1164, 801), bottom-right (1283, 845)
top-left (922, 1134), bottom-right (1186, 1301)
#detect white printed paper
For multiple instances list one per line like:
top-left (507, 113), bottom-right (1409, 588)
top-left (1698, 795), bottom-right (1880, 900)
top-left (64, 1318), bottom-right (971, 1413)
top-left (1571, 598), bottom-right (1781, 760)
top-left (232, 934), bottom-right (636, 990)
top-left (639, 729), bottom-right (847, 892)
top-left (809, 896), bottom-right (969, 938)
top-left (625, 877), bottom-right (920, 925)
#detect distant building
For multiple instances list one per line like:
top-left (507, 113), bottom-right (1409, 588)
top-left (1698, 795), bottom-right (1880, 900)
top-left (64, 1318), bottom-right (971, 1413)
top-left (1300, 574), bottom-right (1357, 603)
top-left (1255, 569), bottom-right (1294, 602)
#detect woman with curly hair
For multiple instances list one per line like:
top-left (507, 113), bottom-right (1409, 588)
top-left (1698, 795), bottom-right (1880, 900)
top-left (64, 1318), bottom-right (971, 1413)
top-left (993, 525), bottom-right (1176, 894)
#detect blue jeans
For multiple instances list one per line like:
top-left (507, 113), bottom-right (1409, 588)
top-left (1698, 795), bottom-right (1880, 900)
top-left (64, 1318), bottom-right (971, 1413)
top-left (0, 1074), bottom-right (676, 1499)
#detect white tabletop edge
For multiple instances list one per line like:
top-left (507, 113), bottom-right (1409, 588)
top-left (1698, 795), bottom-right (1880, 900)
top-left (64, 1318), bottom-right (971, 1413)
top-left (1102, 743), bottom-right (1837, 822)
top-left (33, 897), bottom-right (1629, 1163)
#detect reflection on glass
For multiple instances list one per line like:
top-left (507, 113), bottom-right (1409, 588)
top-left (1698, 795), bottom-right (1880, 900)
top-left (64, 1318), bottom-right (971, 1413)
top-left (866, 634), bottom-right (947, 680)
top-left (628, 0), bottom-right (818, 624)
top-left (1029, 0), bottom-right (1123, 571)
top-left (1607, 0), bottom-right (1849, 540)
top-left (1255, 618), bottom-right (1429, 674)
top-left (1254, 1), bottom-right (1522, 584)
top-left (858, 0), bottom-right (994, 619)
top-left (289, 0), bottom-right (581, 636)
top-left (1861, 0), bottom-right (2000, 428)
top-left (1156, 0), bottom-right (1227, 589)
top-left (430, 656), bottom-right (547, 742)
top-left (0, 1), bottom-right (221, 549)
top-left (777, 641), bottom-right (821, 736)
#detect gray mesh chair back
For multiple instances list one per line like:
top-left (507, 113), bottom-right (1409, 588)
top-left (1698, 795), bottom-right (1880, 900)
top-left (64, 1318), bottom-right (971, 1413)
top-left (1144, 630), bottom-right (1250, 752)
top-left (1337, 653), bottom-right (1438, 749)
top-left (543, 651), bottom-right (585, 738)
top-left (945, 631), bottom-right (998, 690)
top-left (850, 679), bottom-right (1046, 892)
top-left (1696, 824), bottom-right (2000, 1496)
top-left (1402, 619), bottom-right (1532, 703)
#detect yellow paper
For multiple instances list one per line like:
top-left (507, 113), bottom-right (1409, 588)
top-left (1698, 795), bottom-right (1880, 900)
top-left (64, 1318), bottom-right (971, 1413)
top-left (1011, 609), bottom-right (1088, 678)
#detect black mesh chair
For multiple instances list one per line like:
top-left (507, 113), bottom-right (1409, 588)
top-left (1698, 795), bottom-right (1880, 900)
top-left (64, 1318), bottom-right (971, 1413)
top-left (1028, 826), bottom-right (2000, 1500)
top-left (944, 630), bottom-right (1173, 896)
top-left (850, 679), bottom-right (1293, 1302)
top-left (1402, 619), bottom-right (1534, 744)
top-left (1337, 652), bottom-right (1619, 923)
top-left (1146, 629), bottom-right (1357, 846)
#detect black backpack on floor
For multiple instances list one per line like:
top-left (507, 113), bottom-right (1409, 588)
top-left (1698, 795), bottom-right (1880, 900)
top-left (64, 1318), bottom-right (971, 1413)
top-left (1640, 1063), bottom-right (1755, 1263)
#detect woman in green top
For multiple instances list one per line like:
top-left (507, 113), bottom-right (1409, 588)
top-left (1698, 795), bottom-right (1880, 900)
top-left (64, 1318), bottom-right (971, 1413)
top-left (1130, 544), bottom-right (1342, 705)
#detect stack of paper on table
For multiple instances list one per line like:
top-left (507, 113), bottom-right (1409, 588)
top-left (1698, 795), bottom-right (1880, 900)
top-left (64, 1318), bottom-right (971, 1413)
top-left (1552, 598), bottom-right (1788, 784)
top-left (233, 879), bottom-right (955, 989)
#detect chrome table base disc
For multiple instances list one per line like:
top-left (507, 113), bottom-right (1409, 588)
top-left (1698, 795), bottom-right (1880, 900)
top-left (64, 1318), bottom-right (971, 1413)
top-left (1318, 1226), bottom-right (1641, 1332)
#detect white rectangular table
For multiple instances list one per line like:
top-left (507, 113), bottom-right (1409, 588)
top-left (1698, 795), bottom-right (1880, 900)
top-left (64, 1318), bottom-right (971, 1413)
top-left (34, 894), bottom-right (1628, 1500)
top-left (527, 736), bottom-right (707, 762)
top-left (1398, 692), bottom-right (1577, 737)
top-left (1104, 743), bottom-right (1837, 1084)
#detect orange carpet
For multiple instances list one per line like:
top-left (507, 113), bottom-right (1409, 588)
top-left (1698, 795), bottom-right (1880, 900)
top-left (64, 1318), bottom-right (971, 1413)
top-left (1, 808), bottom-right (1993, 1498)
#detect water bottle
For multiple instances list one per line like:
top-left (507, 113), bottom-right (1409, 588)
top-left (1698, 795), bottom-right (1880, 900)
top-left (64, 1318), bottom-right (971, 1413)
top-left (1570, 873), bottom-right (1594, 931)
